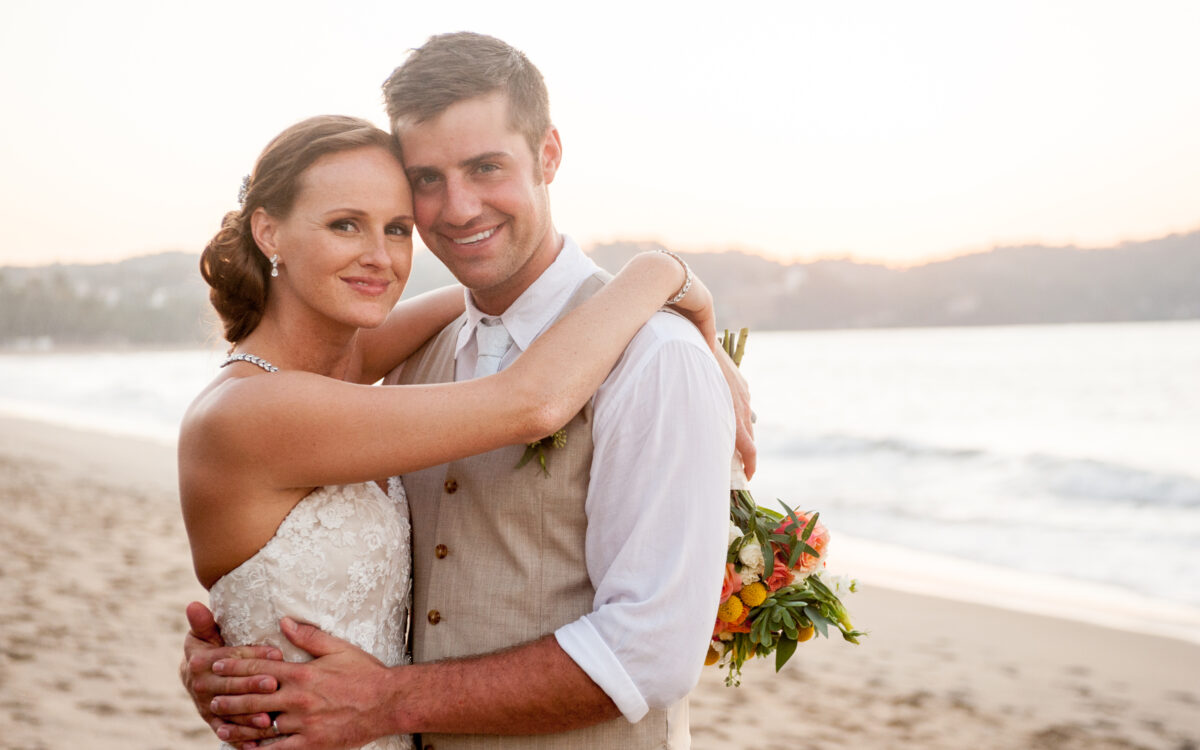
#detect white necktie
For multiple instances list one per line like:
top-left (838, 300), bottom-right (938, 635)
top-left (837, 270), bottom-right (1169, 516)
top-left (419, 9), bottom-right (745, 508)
top-left (473, 317), bottom-right (513, 378)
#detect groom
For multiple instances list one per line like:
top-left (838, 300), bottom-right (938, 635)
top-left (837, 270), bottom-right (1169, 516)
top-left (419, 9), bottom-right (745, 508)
top-left (183, 32), bottom-right (745, 749)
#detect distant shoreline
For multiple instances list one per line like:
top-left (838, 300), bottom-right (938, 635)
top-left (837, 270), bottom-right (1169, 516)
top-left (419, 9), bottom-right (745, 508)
top-left (6, 232), bottom-right (1200, 341)
top-left (0, 340), bottom-right (227, 355)
top-left (5, 316), bottom-right (1200, 354)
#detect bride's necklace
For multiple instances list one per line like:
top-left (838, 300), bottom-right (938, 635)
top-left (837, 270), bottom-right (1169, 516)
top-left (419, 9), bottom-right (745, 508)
top-left (220, 352), bottom-right (279, 373)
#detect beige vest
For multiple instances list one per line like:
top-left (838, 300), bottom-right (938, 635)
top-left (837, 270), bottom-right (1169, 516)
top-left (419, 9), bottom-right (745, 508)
top-left (387, 273), bottom-right (687, 749)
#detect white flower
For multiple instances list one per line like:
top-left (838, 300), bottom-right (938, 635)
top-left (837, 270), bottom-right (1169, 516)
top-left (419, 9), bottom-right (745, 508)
top-left (738, 539), bottom-right (766, 584)
top-left (819, 573), bottom-right (859, 595)
top-left (728, 524), bottom-right (745, 548)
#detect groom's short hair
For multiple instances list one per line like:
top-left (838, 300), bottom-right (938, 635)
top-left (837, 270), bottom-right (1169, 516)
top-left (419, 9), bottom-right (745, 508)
top-left (382, 32), bottom-right (551, 156)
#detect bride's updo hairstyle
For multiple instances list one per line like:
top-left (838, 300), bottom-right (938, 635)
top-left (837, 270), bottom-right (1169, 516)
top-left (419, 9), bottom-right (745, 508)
top-left (201, 115), bottom-right (402, 344)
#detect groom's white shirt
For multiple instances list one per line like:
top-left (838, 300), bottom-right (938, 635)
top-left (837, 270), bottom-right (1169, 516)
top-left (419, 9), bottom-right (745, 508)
top-left (452, 236), bottom-right (734, 722)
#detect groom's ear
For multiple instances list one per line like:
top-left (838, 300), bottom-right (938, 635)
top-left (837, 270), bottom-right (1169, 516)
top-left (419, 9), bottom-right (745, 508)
top-left (250, 207), bottom-right (279, 260)
top-left (539, 126), bottom-right (562, 186)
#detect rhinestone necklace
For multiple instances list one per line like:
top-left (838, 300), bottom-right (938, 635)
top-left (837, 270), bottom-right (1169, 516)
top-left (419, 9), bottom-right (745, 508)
top-left (219, 353), bottom-right (279, 373)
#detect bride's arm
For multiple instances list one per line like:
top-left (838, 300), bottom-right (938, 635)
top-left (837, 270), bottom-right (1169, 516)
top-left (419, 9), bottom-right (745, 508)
top-left (354, 285), bottom-right (466, 384)
top-left (190, 251), bottom-right (699, 489)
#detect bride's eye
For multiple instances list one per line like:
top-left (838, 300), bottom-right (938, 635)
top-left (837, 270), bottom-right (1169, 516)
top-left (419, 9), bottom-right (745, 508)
top-left (330, 219), bottom-right (357, 232)
top-left (385, 223), bottom-right (412, 237)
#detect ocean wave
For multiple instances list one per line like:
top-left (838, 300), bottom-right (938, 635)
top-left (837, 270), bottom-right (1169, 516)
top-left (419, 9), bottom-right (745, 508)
top-left (1026, 453), bottom-right (1200, 508)
top-left (766, 431), bottom-right (1200, 510)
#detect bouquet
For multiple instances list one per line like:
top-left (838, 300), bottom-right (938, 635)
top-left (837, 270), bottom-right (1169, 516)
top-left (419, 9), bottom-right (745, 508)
top-left (707, 329), bottom-right (866, 686)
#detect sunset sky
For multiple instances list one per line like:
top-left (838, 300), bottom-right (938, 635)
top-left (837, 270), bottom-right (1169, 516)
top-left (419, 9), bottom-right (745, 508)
top-left (1, 0), bottom-right (1198, 268)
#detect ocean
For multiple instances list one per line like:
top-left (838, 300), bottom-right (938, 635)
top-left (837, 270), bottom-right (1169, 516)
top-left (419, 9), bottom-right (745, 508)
top-left (2, 321), bottom-right (1198, 636)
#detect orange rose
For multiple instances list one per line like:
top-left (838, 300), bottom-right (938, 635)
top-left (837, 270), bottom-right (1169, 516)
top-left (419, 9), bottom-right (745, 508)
top-left (720, 562), bottom-right (743, 602)
top-left (712, 615), bottom-right (753, 637)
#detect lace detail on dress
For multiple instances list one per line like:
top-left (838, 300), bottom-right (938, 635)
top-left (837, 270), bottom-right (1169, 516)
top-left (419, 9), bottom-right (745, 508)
top-left (210, 481), bottom-right (413, 750)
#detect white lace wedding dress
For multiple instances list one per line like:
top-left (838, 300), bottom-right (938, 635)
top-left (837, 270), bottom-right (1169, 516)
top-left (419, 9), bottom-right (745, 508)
top-left (209, 478), bottom-right (414, 750)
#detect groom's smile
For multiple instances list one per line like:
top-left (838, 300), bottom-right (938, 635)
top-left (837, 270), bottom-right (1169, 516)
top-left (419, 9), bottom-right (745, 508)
top-left (453, 226), bottom-right (499, 245)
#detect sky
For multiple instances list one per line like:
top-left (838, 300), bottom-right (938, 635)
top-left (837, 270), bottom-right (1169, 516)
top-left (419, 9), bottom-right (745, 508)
top-left (1, 0), bottom-right (1198, 268)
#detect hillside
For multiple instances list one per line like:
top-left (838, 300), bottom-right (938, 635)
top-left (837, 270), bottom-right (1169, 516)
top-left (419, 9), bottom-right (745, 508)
top-left (590, 232), bottom-right (1200, 330)
top-left (2, 232), bottom-right (1198, 347)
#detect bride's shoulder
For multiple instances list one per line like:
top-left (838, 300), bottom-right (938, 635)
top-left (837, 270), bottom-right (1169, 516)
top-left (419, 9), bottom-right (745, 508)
top-left (180, 368), bottom-right (346, 457)
top-left (180, 371), bottom-right (282, 451)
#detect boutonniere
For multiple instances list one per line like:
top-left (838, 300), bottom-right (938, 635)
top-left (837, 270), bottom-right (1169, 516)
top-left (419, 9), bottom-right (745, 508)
top-left (515, 428), bottom-right (567, 476)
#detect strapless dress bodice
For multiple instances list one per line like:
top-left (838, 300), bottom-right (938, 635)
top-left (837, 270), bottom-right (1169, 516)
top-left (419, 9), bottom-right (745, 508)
top-left (210, 478), bottom-right (413, 750)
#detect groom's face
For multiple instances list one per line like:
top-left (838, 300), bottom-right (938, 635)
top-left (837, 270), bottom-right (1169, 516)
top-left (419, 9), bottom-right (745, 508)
top-left (398, 91), bottom-right (562, 314)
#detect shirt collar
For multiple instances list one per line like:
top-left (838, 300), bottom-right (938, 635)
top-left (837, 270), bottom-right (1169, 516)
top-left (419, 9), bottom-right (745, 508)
top-left (455, 235), bottom-right (599, 357)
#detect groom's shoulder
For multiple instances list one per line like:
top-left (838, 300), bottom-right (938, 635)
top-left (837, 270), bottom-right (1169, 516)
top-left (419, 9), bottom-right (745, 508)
top-left (636, 309), bottom-right (711, 352)
top-left (604, 310), bottom-right (719, 387)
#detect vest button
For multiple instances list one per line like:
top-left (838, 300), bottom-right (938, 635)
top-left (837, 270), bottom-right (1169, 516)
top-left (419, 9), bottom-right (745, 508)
top-left (434, 544), bottom-right (449, 559)
top-left (427, 609), bottom-right (441, 625)
top-left (443, 479), bottom-right (458, 494)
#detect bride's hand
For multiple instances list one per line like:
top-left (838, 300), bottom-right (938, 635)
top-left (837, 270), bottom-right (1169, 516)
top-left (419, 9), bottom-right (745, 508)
top-left (663, 259), bottom-right (757, 479)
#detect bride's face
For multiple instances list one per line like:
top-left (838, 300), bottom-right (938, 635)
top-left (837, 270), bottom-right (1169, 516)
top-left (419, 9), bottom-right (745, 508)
top-left (259, 146), bottom-right (414, 330)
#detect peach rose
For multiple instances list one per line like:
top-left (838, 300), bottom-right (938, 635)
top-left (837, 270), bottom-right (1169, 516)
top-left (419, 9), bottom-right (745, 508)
top-left (764, 555), bottom-right (793, 591)
top-left (775, 512), bottom-right (830, 578)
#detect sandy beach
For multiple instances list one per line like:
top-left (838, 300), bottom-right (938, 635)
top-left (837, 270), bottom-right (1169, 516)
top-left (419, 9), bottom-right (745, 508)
top-left (1, 415), bottom-right (1197, 749)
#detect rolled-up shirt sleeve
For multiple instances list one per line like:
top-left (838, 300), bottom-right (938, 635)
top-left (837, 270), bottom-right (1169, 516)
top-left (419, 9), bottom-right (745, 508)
top-left (554, 312), bottom-right (735, 722)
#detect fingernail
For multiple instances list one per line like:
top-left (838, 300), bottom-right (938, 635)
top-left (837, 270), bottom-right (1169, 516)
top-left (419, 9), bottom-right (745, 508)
top-left (216, 726), bottom-right (230, 740)
top-left (259, 678), bottom-right (273, 690)
top-left (280, 616), bottom-right (296, 630)
top-left (253, 714), bottom-right (271, 728)
top-left (213, 660), bottom-right (226, 674)
top-left (210, 698), bottom-right (220, 712)
top-left (268, 648), bottom-right (283, 660)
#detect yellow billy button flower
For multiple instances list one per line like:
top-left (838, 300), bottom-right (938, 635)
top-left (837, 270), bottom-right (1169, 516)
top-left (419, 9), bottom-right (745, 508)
top-left (717, 595), bottom-right (744, 623)
top-left (738, 582), bottom-right (768, 608)
top-left (798, 625), bottom-right (816, 642)
top-left (704, 645), bottom-right (722, 665)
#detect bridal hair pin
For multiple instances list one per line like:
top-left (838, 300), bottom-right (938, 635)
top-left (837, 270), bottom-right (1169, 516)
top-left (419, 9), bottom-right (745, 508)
top-left (237, 175), bottom-right (251, 206)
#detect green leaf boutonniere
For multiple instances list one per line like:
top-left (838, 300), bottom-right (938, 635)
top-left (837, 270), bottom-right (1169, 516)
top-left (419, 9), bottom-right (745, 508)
top-left (515, 428), bottom-right (568, 476)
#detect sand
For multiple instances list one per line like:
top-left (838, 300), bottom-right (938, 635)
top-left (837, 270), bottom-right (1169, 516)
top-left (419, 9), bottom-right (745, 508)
top-left (1, 415), bottom-right (1198, 749)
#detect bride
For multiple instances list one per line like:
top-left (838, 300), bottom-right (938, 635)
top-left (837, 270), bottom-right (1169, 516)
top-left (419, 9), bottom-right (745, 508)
top-left (177, 115), bottom-right (742, 749)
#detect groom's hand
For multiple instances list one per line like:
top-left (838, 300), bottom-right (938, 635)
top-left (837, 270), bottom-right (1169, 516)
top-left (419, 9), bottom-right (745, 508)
top-left (208, 616), bottom-right (394, 750)
top-left (181, 601), bottom-right (284, 744)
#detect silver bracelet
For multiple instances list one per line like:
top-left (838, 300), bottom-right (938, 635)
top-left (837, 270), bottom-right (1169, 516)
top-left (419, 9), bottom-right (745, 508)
top-left (657, 249), bottom-right (693, 305)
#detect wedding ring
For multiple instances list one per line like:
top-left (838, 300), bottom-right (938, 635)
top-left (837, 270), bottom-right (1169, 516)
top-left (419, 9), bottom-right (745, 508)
top-left (272, 717), bottom-right (280, 734)
top-left (750, 410), bottom-right (757, 424)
